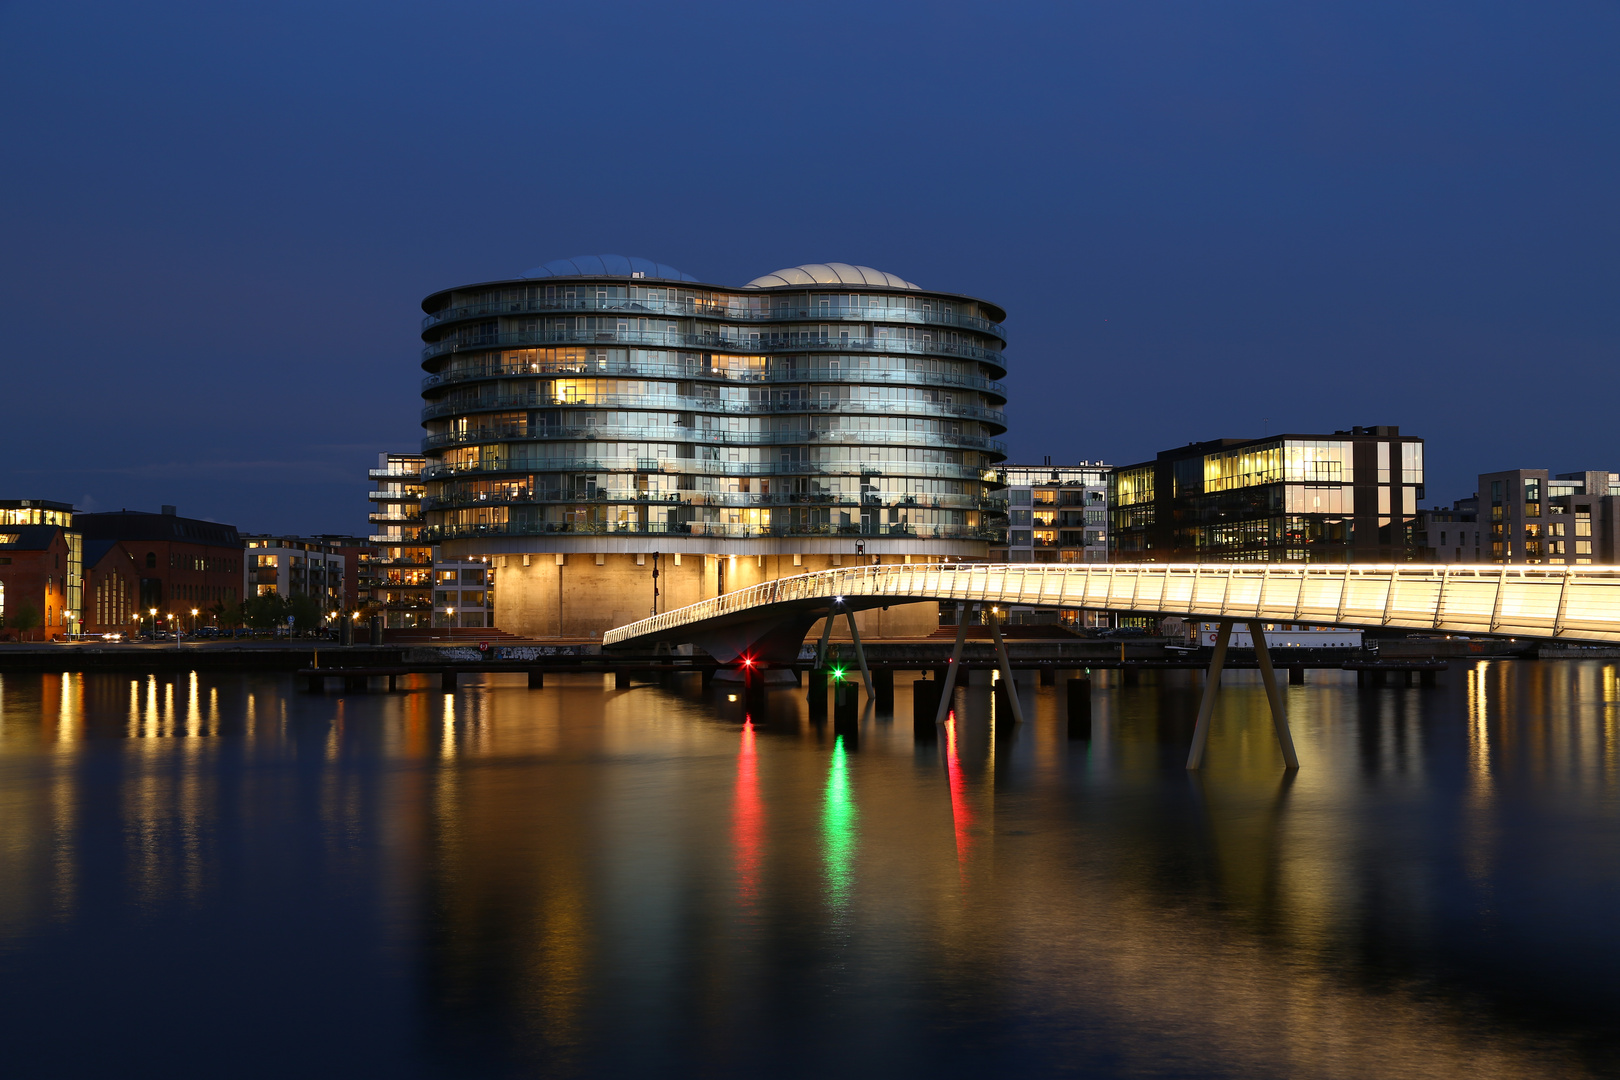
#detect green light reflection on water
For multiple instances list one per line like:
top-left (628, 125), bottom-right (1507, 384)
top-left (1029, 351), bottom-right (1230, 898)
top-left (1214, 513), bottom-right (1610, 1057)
top-left (822, 734), bottom-right (858, 907)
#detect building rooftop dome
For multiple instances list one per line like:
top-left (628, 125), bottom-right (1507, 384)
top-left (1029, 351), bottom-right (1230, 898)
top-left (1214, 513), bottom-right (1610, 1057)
top-left (520, 255), bottom-right (697, 282)
top-left (744, 263), bottom-right (921, 291)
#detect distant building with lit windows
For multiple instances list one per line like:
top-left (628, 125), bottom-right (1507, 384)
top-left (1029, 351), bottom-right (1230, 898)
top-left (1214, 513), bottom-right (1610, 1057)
top-left (242, 535), bottom-right (348, 609)
top-left (76, 506), bottom-right (240, 628)
top-left (416, 255), bottom-right (1010, 639)
top-left (1109, 426), bottom-right (1425, 563)
top-left (0, 499), bottom-right (81, 639)
top-left (989, 461), bottom-right (1111, 564)
top-left (1433, 468), bottom-right (1620, 565)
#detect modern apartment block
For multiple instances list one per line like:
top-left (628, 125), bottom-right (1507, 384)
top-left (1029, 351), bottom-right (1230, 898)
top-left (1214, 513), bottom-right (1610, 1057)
top-left (432, 558), bottom-right (496, 628)
top-left (985, 461), bottom-right (1114, 628)
top-left (1109, 426), bottom-right (1425, 563)
top-left (1474, 469), bottom-right (1620, 565)
top-left (363, 453), bottom-right (434, 627)
top-left (241, 536), bottom-right (347, 609)
top-left (415, 255), bottom-right (1010, 639)
top-left (989, 461), bottom-right (1111, 563)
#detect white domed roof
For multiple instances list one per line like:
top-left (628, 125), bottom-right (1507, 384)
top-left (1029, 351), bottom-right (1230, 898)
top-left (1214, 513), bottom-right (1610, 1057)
top-left (744, 262), bottom-right (920, 291)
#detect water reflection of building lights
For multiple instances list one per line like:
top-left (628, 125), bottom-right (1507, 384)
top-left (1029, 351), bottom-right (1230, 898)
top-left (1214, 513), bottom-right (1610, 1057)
top-left (441, 694), bottom-right (456, 759)
top-left (822, 734), bottom-right (857, 909)
top-left (733, 719), bottom-right (763, 905)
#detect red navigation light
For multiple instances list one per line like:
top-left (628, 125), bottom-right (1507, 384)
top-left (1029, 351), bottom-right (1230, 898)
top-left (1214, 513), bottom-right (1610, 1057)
top-left (741, 655), bottom-right (755, 668)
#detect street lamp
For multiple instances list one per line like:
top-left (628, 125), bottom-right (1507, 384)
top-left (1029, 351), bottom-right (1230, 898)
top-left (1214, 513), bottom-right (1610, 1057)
top-left (149, 607), bottom-right (158, 638)
top-left (190, 608), bottom-right (198, 638)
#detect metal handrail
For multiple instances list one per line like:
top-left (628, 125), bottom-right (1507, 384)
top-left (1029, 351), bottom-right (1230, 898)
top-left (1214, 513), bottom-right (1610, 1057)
top-left (422, 294), bottom-right (1007, 340)
top-left (421, 361), bottom-right (1007, 396)
top-left (422, 521), bottom-right (999, 543)
top-left (422, 328), bottom-right (1007, 367)
top-left (422, 490), bottom-right (1000, 512)
top-left (420, 458), bottom-right (1001, 482)
top-left (420, 392), bottom-right (1006, 425)
top-left (419, 426), bottom-right (1007, 453)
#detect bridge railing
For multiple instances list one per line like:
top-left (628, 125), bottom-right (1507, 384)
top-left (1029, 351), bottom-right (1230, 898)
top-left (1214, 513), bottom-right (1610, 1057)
top-left (603, 563), bottom-right (1620, 647)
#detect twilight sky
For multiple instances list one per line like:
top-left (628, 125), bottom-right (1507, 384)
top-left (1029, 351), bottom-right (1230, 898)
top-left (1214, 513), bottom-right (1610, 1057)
top-left (2, 1), bottom-right (1616, 535)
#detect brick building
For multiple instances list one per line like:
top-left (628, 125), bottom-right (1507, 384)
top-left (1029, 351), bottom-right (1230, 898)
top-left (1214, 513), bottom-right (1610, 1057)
top-left (0, 521), bottom-right (78, 641)
top-left (82, 540), bottom-right (142, 635)
top-left (76, 507), bottom-right (244, 627)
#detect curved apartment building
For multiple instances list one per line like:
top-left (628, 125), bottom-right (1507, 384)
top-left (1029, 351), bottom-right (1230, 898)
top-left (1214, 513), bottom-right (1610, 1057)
top-left (418, 255), bottom-right (1008, 638)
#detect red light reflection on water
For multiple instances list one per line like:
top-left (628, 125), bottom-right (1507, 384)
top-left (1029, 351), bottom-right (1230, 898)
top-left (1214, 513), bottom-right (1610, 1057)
top-left (944, 712), bottom-right (974, 885)
top-left (733, 718), bottom-right (763, 904)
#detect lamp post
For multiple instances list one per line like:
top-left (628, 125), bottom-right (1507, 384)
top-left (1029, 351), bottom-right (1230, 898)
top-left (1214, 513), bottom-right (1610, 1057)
top-left (190, 608), bottom-right (199, 636)
top-left (149, 607), bottom-right (158, 639)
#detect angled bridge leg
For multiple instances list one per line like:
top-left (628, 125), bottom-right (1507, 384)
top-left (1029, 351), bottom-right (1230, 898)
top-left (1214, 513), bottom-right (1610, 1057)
top-left (933, 602), bottom-right (972, 726)
top-left (1248, 621), bottom-right (1300, 769)
top-left (1187, 621), bottom-right (1231, 770)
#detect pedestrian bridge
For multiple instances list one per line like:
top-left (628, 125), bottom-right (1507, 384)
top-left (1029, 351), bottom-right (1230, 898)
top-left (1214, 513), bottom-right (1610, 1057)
top-left (605, 562), bottom-right (1620, 660)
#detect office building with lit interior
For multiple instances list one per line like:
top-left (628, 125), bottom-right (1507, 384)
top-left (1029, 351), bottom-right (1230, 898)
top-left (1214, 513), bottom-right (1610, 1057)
top-left (1109, 425), bottom-right (1425, 563)
top-left (417, 256), bottom-right (1009, 638)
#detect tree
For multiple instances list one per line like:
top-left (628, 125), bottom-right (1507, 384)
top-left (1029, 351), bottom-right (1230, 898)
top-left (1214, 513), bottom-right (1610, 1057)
top-left (287, 593), bottom-right (322, 633)
top-left (242, 593), bottom-right (291, 629)
top-left (5, 601), bottom-right (42, 640)
top-left (210, 598), bottom-right (243, 630)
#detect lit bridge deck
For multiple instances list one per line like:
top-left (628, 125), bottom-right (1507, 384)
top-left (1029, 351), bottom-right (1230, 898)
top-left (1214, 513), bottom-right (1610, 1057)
top-left (607, 562), bottom-right (1620, 771)
top-left (606, 562), bottom-right (1620, 659)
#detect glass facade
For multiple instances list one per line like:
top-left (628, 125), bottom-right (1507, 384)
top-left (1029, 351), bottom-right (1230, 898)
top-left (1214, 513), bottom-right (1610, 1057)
top-left (416, 262), bottom-right (1009, 558)
top-left (1110, 429), bottom-right (1425, 563)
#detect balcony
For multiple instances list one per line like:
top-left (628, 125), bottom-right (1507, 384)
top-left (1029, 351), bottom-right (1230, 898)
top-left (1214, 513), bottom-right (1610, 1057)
top-left (421, 520), bottom-right (999, 543)
top-left (421, 360), bottom-right (1007, 399)
top-left (421, 294), bottom-right (1006, 341)
top-left (420, 457), bottom-right (1002, 483)
top-left (420, 392), bottom-right (1007, 430)
top-left (421, 328), bottom-right (1006, 370)
top-left (420, 426), bottom-right (1007, 454)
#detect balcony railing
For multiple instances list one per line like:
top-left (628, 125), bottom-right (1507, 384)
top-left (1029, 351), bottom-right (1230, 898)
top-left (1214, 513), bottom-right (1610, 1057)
top-left (420, 426), bottom-right (1007, 454)
top-left (421, 490), bottom-right (1001, 513)
top-left (421, 359), bottom-right (1007, 398)
top-left (420, 457), bottom-right (1002, 483)
top-left (421, 328), bottom-right (1006, 368)
top-left (422, 520), bottom-right (1000, 543)
top-left (420, 392), bottom-right (1006, 428)
top-left (422, 294), bottom-right (1006, 341)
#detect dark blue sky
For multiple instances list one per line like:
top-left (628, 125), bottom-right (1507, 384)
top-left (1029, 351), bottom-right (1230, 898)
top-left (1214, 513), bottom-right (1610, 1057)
top-left (3, 1), bottom-right (1616, 534)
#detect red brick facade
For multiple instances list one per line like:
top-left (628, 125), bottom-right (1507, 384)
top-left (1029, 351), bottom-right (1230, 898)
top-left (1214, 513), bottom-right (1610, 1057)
top-left (0, 527), bottom-right (73, 641)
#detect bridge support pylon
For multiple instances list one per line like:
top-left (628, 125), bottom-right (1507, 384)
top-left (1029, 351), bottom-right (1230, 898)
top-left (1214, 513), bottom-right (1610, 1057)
top-left (987, 611), bottom-right (1026, 726)
top-left (933, 603), bottom-right (973, 727)
top-left (844, 608), bottom-right (875, 702)
top-left (1187, 620), bottom-right (1300, 770)
top-left (1249, 621), bottom-right (1300, 769)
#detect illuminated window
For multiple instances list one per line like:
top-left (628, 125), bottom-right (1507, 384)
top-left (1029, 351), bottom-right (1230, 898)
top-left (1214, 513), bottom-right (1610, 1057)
top-left (1400, 442), bottom-right (1423, 484)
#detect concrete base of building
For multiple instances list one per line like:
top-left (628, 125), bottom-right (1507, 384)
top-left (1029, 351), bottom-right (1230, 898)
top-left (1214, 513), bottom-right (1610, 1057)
top-left (487, 551), bottom-right (940, 641)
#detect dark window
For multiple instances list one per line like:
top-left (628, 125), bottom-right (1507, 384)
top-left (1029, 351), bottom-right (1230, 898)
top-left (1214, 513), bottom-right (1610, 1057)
top-left (146, 552), bottom-right (157, 569)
